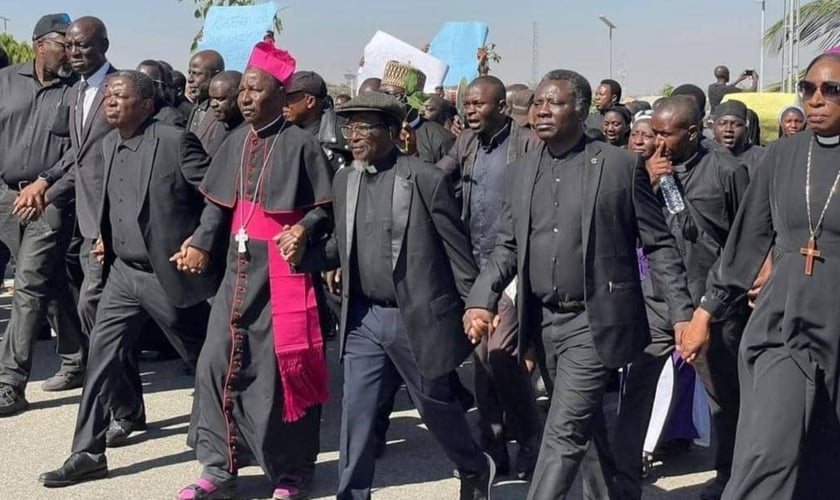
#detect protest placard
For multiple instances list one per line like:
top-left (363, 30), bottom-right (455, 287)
top-left (429, 22), bottom-right (488, 87)
top-left (199, 3), bottom-right (277, 72)
top-left (357, 31), bottom-right (448, 93)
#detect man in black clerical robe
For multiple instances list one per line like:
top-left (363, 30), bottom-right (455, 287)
top-left (39, 70), bottom-right (220, 488)
top-left (711, 100), bottom-right (766, 178)
top-left (464, 70), bottom-right (694, 500)
top-left (181, 42), bottom-right (334, 500)
top-left (682, 53), bottom-right (840, 500)
top-left (612, 96), bottom-right (750, 500)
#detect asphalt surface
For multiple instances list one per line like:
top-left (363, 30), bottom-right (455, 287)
top-left (0, 294), bottom-right (717, 500)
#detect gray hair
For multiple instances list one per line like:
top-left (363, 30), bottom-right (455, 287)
top-left (541, 69), bottom-right (592, 115)
top-left (108, 70), bottom-right (155, 101)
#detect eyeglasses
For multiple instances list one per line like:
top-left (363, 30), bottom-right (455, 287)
top-left (339, 123), bottom-right (388, 139)
top-left (42, 38), bottom-right (67, 51)
top-left (797, 80), bottom-right (840, 102)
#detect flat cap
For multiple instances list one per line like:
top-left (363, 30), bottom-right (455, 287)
top-left (287, 71), bottom-right (327, 98)
top-left (33, 13), bottom-right (71, 40)
top-left (712, 100), bottom-right (747, 121)
top-left (337, 92), bottom-right (406, 123)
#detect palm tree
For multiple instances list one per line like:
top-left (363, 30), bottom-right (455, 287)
top-left (764, 0), bottom-right (840, 54)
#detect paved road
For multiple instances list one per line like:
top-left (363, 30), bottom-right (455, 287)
top-left (0, 297), bottom-right (716, 499)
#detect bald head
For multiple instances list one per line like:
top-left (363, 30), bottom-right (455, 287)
top-left (652, 95), bottom-right (701, 162)
top-left (66, 16), bottom-right (109, 77)
top-left (187, 49), bottom-right (225, 102)
top-left (359, 77), bottom-right (381, 94)
top-left (714, 65), bottom-right (730, 82)
top-left (655, 96), bottom-right (701, 128)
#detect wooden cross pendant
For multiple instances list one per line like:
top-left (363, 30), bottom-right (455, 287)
top-left (800, 236), bottom-right (821, 276)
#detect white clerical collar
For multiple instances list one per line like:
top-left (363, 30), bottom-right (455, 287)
top-left (816, 134), bottom-right (840, 146)
top-left (253, 114), bottom-right (284, 134)
top-left (83, 61), bottom-right (111, 87)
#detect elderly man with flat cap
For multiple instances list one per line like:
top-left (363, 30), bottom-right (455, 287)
top-left (298, 92), bottom-right (496, 499)
top-left (0, 13), bottom-right (85, 416)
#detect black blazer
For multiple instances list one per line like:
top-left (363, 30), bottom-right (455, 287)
top-left (47, 64), bottom-right (119, 238)
top-left (303, 154), bottom-right (478, 379)
top-left (98, 122), bottom-right (222, 308)
top-left (466, 139), bottom-right (694, 369)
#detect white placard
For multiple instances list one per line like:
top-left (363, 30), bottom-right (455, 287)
top-left (357, 30), bottom-right (448, 94)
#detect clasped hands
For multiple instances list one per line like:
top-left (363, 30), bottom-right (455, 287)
top-left (169, 236), bottom-right (209, 274)
top-left (11, 179), bottom-right (50, 221)
top-left (274, 224), bottom-right (307, 266)
top-left (462, 308), bottom-right (500, 345)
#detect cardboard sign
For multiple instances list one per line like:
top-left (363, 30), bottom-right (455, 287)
top-left (357, 31), bottom-right (448, 93)
top-left (199, 3), bottom-right (277, 72)
top-left (429, 22), bottom-right (489, 87)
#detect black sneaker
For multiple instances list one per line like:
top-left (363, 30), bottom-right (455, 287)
top-left (105, 418), bottom-right (147, 448)
top-left (0, 384), bottom-right (28, 416)
top-left (459, 453), bottom-right (496, 500)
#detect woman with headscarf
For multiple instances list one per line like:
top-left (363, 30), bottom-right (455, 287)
top-left (778, 105), bottom-right (806, 138)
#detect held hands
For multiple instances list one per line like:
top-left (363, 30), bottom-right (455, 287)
top-left (169, 236), bottom-right (209, 274)
top-left (91, 237), bottom-right (106, 264)
top-left (646, 142), bottom-right (673, 185)
top-left (462, 308), bottom-right (499, 345)
top-left (274, 224), bottom-right (308, 266)
top-left (676, 308), bottom-right (712, 364)
top-left (11, 179), bottom-right (49, 221)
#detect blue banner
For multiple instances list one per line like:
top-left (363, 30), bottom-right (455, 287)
top-left (199, 3), bottom-right (277, 72)
top-left (429, 22), bottom-right (489, 87)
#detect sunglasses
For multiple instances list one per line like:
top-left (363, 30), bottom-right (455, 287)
top-left (339, 123), bottom-right (389, 139)
top-left (797, 80), bottom-right (840, 102)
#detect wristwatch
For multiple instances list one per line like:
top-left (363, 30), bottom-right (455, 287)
top-left (37, 171), bottom-right (56, 186)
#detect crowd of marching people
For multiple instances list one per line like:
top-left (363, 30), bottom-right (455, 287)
top-left (2, 11), bottom-right (840, 500)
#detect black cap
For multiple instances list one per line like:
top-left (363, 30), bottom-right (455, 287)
top-left (712, 100), bottom-right (748, 122)
top-left (286, 71), bottom-right (327, 98)
top-left (33, 13), bottom-right (71, 40)
top-left (336, 92), bottom-right (406, 123)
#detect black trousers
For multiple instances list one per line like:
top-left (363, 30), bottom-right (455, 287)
top-left (337, 301), bottom-right (486, 500)
top-left (529, 309), bottom-right (615, 500)
top-left (0, 186), bottom-right (83, 389)
top-left (77, 236), bottom-right (105, 337)
top-left (71, 259), bottom-right (209, 454)
top-left (474, 293), bottom-right (541, 451)
top-left (611, 328), bottom-right (674, 500)
top-left (692, 314), bottom-right (748, 479)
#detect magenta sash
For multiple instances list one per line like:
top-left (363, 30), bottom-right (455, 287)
top-left (231, 200), bottom-right (328, 422)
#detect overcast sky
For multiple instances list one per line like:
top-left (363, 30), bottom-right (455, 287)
top-left (2, 0), bottom-right (822, 95)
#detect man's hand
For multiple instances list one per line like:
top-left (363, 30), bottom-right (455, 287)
top-left (274, 224), bottom-right (308, 266)
top-left (398, 122), bottom-right (418, 156)
top-left (646, 141), bottom-right (673, 185)
top-left (12, 179), bottom-right (49, 221)
top-left (169, 236), bottom-right (209, 274)
top-left (678, 308), bottom-right (712, 364)
top-left (673, 320), bottom-right (690, 347)
top-left (747, 254), bottom-right (772, 308)
top-left (462, 307), bottom-right (495, 345)
top-left (92, 237), bottom-right (106, 264)
top-left (325, 268), bottom-right (342, 295)
top-left (450, 115), bottom-right (464, 138)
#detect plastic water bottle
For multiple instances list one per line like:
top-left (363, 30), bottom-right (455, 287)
top-left (659, 175), bottom-right (685, 214)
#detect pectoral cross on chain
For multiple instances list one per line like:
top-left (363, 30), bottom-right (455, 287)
top-left (235, 227), bottom-right (249, 254)
top-left (800, 236), bottom-right (821, 276)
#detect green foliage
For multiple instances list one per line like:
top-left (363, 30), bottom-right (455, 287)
top-left (0, 33), bottom-right (35, 64)
top-left (764, 0), bottom-right (840, 54)
top-left (179, 0), bottom-right (284, 51)
top-left (660, 83), bottom-right (674, 97)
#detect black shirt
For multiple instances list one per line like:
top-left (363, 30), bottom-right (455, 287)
top-left (351, 153), bottom-right (398, 303)
top-left (469, 122), bottom-right (511, 267)
top-left (707, 82), bottom-right (741, 109)
top-left (107, 127), bottom-right (151, 266)
top-left (0, 63), bottom-right (76, 185)
top-left (528, 141), bottom-right (586, 304)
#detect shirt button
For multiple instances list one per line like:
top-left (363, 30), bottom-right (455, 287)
top-left (553, 286), bottom-right (558, 292)
top-left (554, 202), bottom-right (559, 207)
top-left (552, 257), bottom-right (557, 263)
top-left (555, 178), bottom-right (561, 182)
top-left (553, 227), bottom-right (558, 233)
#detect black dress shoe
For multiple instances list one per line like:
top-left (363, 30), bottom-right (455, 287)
top-left (106, 418), bottom-right (147, 448)
top-left (39, 452), bottom-right (108, 487)
top-left (459, 453), bottom-right (496, 500)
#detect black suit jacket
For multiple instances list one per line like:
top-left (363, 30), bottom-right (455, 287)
top-left (47, 63), bottom-right (119, 238)
top-left (303, 154), bottom-right (478, 379)
top-left (98, 122), bottom-right (222, 308)
top-left (466, 139), bottom-right (694, 369)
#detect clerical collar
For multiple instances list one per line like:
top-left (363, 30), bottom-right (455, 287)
top-left (253, 114), bottom-right (286, 138)
top-left (816, 134), bottom-right (840, 146)
top-left (671, 146), bottom-right (704, 173)
top-left (352, 149), bottom-right (398, 175)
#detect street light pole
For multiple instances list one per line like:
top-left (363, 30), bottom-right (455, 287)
top-left (758, 0), bottom-right (765, 91)
top-left (599, 16), bottom-right (616, 79)
top-left (0, 16), bottom-right (9, 33)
